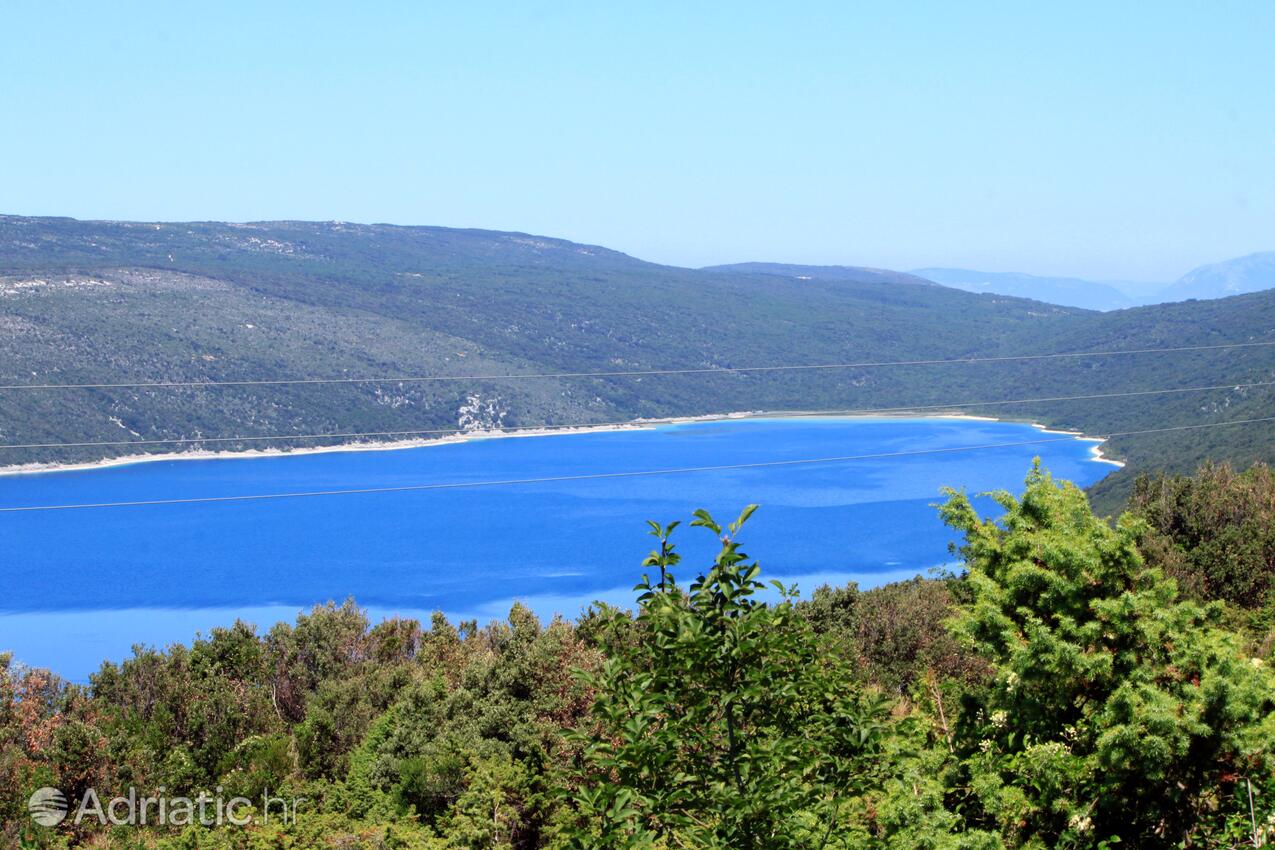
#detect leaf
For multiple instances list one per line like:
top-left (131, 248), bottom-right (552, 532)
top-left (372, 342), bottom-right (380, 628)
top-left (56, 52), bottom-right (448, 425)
top-left (690, 508), bottom-right (721, 534)
top-left (729, 503), bottom-right (760, 534)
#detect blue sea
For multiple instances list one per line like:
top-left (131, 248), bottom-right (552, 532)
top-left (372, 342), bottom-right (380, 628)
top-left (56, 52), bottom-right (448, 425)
top-left (0, 417), bottom-right (1113, 681)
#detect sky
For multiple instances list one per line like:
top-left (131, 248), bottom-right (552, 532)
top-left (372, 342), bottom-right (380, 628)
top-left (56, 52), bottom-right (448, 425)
top-left (1, 2), bottom-right (1272, 281)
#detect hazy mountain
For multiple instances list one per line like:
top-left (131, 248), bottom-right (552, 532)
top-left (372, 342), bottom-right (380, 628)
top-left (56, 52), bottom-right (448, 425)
top-left (910, 268), bottom-right (1140, 311)
top-left (914, 253), bottom-right (1275, 311)
top-left (1159, 251), bottom-right (1275, 301)
top-left (1105, 279), bottom-right (1173, 302)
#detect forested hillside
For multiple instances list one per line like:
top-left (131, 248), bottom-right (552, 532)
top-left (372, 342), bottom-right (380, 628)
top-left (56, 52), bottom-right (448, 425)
top-left (2, 215), bottom-right (1274, 509)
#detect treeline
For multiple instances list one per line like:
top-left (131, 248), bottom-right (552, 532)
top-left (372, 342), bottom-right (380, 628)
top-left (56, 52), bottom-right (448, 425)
top-left (4, 462), bottom-right (1275, 848)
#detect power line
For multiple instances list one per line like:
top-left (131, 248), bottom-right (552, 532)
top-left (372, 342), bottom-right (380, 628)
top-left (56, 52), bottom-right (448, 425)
top-left (1, 378), bottom-right (1271, 451)
top-left (3, 415), bottom-right (1272, 513)
top-left (1, 340), bottom-right (1273, 391)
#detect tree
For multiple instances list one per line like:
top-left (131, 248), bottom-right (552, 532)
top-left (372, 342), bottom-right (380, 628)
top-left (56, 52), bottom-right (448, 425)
top-left (799, 578), bottom-right (986, 695)
top-left (940, 463), bottom-right (1275, 847)
top-left (1128, 462), bottom-right (1275, 649)
top-left (569, 507), bottom-right (890, 849)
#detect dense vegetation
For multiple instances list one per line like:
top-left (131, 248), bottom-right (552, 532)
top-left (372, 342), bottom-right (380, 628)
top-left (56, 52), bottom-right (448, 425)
top-left (1130, 462), bottom-right (1275, 648)
top-left (5, 462), bottom-right (1274, 848)
top-left (2, 216), bottom-right (1275, 510)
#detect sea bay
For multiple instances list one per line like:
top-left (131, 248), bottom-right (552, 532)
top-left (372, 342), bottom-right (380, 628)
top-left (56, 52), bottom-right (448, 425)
top-left (0, 416), bottom-right (1114, 680)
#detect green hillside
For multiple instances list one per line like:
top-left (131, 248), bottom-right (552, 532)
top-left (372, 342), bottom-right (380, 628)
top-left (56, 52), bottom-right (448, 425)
top-left (1, 215), bottom-right (1273, 511)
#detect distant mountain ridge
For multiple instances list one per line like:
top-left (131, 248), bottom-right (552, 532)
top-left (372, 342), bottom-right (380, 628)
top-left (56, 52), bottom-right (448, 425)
top-left (706, 261), bottom-right (1162, 312)
top-left (909, 252), bottom-right (1275, 311)
top-left (909, 268), bottom-right (1139, 312)
top-left (1159, 251), bottom-right (1275, 302)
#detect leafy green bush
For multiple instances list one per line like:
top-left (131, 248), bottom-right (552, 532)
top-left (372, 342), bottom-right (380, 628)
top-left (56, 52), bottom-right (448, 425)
top-left (568, 509), bottom-right (891, 848)
top-left (1129, 462), bottom-right (1275, 653)
top-left (939, 463), bottom-right (1275, 847)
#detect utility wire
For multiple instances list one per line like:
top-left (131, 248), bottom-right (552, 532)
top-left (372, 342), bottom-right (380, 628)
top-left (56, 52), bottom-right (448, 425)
top-left (1, 340), bottom-right (1273, 391)
top-left (3, 415), bottom-right (1272, 513)
top-left (1, 379), bottom-right (1271, 451)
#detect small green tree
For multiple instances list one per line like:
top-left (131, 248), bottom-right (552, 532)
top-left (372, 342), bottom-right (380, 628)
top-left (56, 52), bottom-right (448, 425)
top-left (1128, 461), bottom-right (1275, 650)
top-left (940, 464), bottom-right (1275, 848)
top-left (569, 507), bottom-right (889, 849)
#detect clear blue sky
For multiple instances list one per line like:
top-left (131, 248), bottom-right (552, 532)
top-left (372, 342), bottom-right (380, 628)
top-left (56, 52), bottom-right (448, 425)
top-left (2, 2), bottom-right (1271, 281)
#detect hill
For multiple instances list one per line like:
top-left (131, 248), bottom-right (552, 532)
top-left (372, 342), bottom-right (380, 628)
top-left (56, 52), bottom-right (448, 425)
top-left (2, 215), bottom-right (1274, 512)
top-left (910, 267), bottom-right (1141, 311)
top-left (913, 253), bottom-right (1275, 312)
top-left (1160, 251), bottom-right (1275, 301)
top-left (702, 261), bottom-right (940, 288)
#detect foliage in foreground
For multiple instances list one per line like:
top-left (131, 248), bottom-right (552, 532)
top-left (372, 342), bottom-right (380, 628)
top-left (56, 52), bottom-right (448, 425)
top-left (3, 463), bottom-right (1275, 848)
top-left (569, 510), bottom-right (891, 848)
top-left (940, 464), bottom-right (1275, 847)
top-left (1130, 461), bottom-right (1275, 648)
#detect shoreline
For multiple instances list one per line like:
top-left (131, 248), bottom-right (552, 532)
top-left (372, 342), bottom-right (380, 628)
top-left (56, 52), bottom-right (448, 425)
top-left (1026, 421), bottom-right (1126, 468)
top-left (0, 410), bottom-right (1124, 477)
top-left (0, 562), bottom-right (945, 684)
